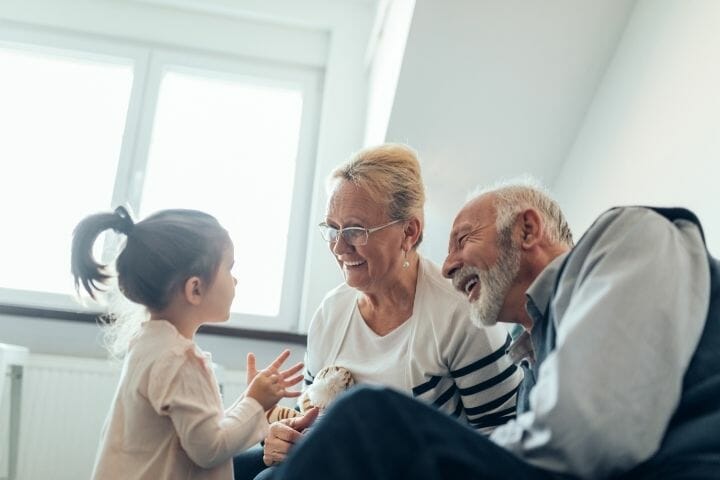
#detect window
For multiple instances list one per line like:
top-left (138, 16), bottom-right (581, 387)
top-left (0, 27), bottom-right (321, 331)
top-left (140, 68), bottom-right (304, 318)
top-left (0, 45), bottom-right (133, 300)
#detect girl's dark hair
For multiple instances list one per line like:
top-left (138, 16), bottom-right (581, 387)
top-left (71, 206), bottom-right (231, 311)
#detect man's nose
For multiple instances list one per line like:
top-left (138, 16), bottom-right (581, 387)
top-left (442, 253), bottom-right (460, 280)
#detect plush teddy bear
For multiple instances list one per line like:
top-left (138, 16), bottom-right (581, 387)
top-left (265, 365), bottom-right (355, 423)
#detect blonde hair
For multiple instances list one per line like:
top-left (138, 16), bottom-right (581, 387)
top-left (329, 143), bottom-right (426, 247)
top-left (470, 176), bottom-right (573, 247)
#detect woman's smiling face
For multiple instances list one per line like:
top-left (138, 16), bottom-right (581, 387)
top-left (324, 180), bottom-right (405, 295)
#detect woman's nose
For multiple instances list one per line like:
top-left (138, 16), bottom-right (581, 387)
top-left (331, 235), bottom-right (352, 255)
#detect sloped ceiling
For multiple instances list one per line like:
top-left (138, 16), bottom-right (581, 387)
top-left (385, 0), bottom-right (637, 261)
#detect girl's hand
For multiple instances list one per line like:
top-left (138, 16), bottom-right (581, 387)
top-left (245, 350), bottom-right (304, 410)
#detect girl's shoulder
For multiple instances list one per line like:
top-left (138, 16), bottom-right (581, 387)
top-left (129, 320), bottom-right (206, 371)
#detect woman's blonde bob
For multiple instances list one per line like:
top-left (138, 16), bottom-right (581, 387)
top-left (328, 143), bottom-right (425, 248)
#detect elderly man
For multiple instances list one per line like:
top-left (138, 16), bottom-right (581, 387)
top-left (270, 181), bottom-right (720, 479)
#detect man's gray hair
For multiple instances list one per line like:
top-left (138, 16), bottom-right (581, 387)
top-left (469, 176), bottom-right (573, 247)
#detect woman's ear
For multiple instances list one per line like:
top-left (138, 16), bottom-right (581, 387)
top-left (183, 276), bottom-right (204, 306)
top-left (402, 217), bottom-right (422, 251)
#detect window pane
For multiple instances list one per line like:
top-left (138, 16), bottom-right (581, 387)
top-left (139, 70), bottom-right (303, 317)
top-left (0, 46), bottom-right (133, 296)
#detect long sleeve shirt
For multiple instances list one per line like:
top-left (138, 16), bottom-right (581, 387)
top-left (491, 207), bottom-right (711, 479)
top-left (92, 320), bottom-right (269, 480)
top-left (306, 256), bottom-right (523, 432)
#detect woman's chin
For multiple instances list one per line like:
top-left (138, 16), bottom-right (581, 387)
top-left (344, 275), bottom-right (371, 293)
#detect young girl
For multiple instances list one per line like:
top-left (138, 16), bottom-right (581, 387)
top-left (71, 206), bottom-right (303, 480)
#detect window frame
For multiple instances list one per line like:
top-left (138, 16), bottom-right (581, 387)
top-left (0, 22), bottom-right (322, 332)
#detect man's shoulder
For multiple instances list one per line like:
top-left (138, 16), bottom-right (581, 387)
top-left (589, 206), bottom-right (699, 235)
top-left (579, 206), bottom-right (688, 251)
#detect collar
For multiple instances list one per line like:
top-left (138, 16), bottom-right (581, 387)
top-left (506, 253), bottom-right (568, 367)
top-left (507, 329), bottom-right (535, 366)
top-left (524, 252), bottom-right (568, 324)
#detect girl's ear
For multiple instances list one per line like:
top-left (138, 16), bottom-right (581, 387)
top-left (184, 276), bottom-right (204, 306)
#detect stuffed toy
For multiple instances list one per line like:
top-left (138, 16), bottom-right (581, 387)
top-left (266, 365), bottom-right (355, 423)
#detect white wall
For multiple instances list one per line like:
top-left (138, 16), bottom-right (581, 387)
top-left (553, 0), bottom-right (720, 255)
top-left (384, 0), bottom-right (636, 264)
top-left (363, 0), bottom-right (416, 146)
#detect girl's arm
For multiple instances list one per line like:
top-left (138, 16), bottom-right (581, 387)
top-left (148, 350), bottom-right (269, 469)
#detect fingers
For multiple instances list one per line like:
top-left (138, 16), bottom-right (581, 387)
top-left (259, 372), bottom-right (302, 401)
top-left (271, 373), bottom-right (302, 398)
top-left (270, 421), bottom-right (303, 441)
top-left (268, 349), bottom-right (291, 370)
top-left (289, 407), bottom-right (319, 432)
top-left (246, 353), bottom-right (257, 381)
top-left (279, 362), bottom-right (304, 379)
top-left (263, 424), bottom-right (298, 467)
top-left (282, 374), bottom-right (304, 388)
top-left (263, 450), bottom-right (287, 467)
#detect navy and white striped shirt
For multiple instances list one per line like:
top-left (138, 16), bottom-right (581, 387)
top-left (305, 256), bottom-right (523, 433)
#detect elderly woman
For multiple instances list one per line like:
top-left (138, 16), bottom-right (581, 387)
top-left (235, 144), bottom-right (522, 479)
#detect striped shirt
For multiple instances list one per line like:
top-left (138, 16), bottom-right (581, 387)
top-left (305, 256), bottom-right (523, 432)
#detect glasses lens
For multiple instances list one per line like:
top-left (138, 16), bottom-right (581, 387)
top-left (319, 225), bottom-right (338, 242)
top-left (342, 228), bottom-right (368, 246)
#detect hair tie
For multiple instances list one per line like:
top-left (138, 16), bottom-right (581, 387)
top-left (113, 206), bottom-right (135, 235)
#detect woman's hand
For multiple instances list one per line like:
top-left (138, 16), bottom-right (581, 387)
top-left (263, 408), bottom-right (320, 466)
top-left (245, 350), bottom-right (304, 410)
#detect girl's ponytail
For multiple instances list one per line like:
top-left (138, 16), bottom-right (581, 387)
top-left (71, 206), bottom-right (134, 299)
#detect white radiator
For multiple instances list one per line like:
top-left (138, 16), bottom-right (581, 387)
top-left (14, 355), bottom-right (121, 480)
top-left (6, 354), bottom-right (247, 480)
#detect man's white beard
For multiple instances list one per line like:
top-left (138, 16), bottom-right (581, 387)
top-left (468, 245), bottom-right (521, 328)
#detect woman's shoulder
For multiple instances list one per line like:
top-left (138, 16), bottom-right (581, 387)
top-left (308, 282), bottom-right (356, 336)
top-left (416, 256), bottom-right (467, 309)
top-left (321, 281), bottom-right (356, 305)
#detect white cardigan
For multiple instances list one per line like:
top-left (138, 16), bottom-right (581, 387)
top-left (305, 256), bottom-right (523, 432)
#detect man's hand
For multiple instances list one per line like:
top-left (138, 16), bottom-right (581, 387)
top-left (263, 407), bottom-right (319, 466)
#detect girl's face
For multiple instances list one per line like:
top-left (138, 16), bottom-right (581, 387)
top-left (202, 244), bottom-right (237, 323)
top-left (324, 180), bottom-right (405, 295)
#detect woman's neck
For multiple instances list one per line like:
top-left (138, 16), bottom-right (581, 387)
top-left (358, 254), bottom-right (420, 336)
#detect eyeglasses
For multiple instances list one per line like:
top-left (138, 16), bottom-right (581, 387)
top-left (318, 219), bottom-right (402, 246)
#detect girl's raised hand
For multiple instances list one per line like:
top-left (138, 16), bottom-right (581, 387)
top-left (245, 350), bottom-right (304, 410)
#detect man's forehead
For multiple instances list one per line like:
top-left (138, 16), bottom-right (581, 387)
top-left (452, 194), bottom-right (495, 230)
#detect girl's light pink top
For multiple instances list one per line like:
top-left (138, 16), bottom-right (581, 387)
top-left (92, 320), bottom-right (268, 480)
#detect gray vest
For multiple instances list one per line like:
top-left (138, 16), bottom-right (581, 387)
top-left (517, 207), bottom-right (720, 474)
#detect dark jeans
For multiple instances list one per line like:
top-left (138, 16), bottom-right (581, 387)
top-left (269, 385), bottom-right (559, 480)
top-left (248, 386), bottom-right (720, 479)
top-left (233, 445), bottom-right (267, 480)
